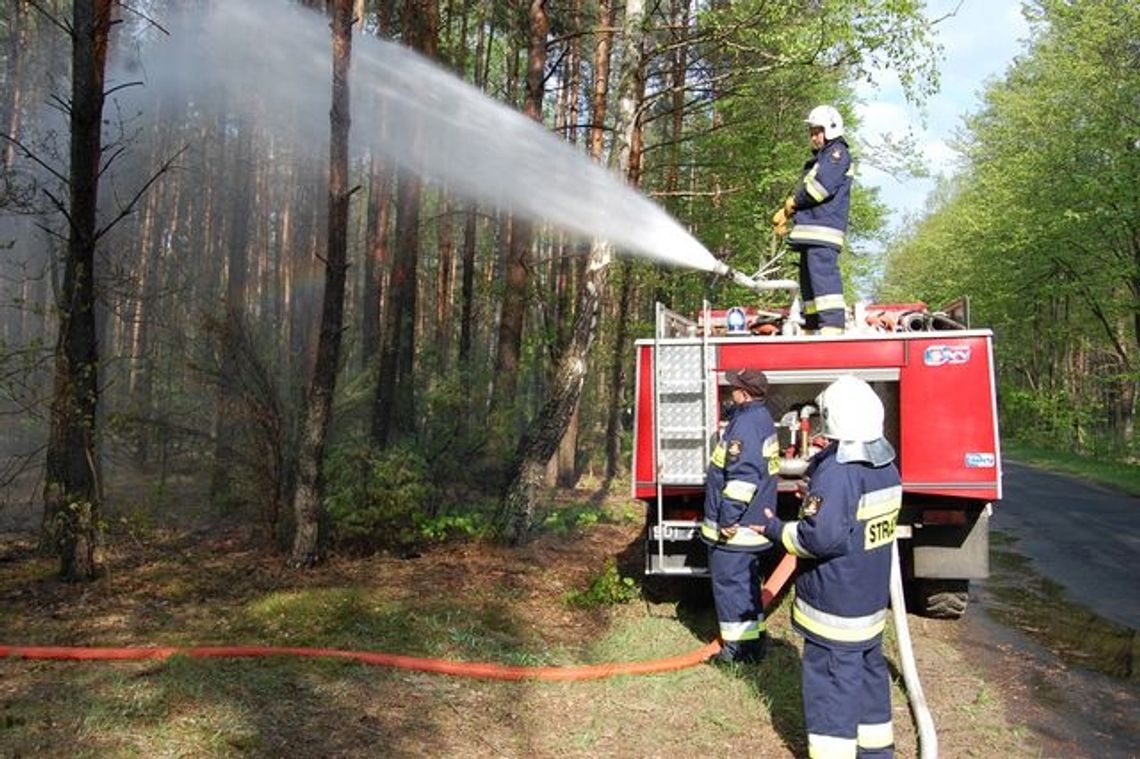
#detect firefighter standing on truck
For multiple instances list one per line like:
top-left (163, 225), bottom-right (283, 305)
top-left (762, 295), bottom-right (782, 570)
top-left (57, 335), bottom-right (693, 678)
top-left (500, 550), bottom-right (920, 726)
top-left (700, 369), bottom-right (780, 664)
top-left (771, 105), bottom-right (853, 336)
top-left (754, 375), bottom-right (901, 757)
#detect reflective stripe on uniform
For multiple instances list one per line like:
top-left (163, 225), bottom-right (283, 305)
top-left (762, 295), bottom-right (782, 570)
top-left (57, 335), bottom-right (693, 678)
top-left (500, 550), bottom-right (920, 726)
top-left (857, 721), bottom-right (894, 750)
top-left (819, 326), bottom-right (844, 336)
top-left (805, 166), bottom-right (830, 202)
top-left (780, 521), bottom-right (817, 558)
top-left (701, 520), bottom-right (772, 548)
top-left (855, 485), bottom-right (902, 521)
top-left (807, 733), bottom-right (857, 759)
top-left (813, 293), bottom-right (846, 311)
top-left (763, 433), bottom-right (781, 475)
top-left (804, 298), bottom-right (818, 315)
top-left (719, 618), bottom-right (764, 642)
top-left (788, 224), bottom-right (846, 248)
top-left (762, 433), bottom-right (779, 457)
top-left (710, 443), bottom-right (726, 468)
top-left (793, 597), bottom-right (887, 643)
top-left (723, 479), bottom-right (758, 502)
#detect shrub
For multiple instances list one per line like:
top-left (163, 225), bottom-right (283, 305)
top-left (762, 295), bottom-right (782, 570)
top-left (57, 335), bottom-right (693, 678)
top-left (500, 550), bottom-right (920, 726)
top-left (564, 560), bottom-right (639, 608)
top-left (324, 443), bottom-right (436, 551)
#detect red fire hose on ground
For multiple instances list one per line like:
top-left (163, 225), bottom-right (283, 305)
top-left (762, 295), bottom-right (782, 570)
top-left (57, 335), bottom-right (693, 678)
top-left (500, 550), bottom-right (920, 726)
top-left (0, 554), bottom-right (798, 682)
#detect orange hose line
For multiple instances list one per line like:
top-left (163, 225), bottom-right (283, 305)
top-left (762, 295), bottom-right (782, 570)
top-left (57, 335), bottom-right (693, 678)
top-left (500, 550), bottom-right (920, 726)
top-left (0, 554), bottom-right (797, 682)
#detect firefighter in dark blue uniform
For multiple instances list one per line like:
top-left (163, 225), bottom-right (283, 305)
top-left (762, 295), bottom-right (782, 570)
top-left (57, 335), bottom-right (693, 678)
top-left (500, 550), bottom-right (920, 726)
top-left (772, 105), bottom-right (854, 336)
top-left (700, 369), bottom-right (780, 664)
top-left (753, 375), bottom-right (902, 757)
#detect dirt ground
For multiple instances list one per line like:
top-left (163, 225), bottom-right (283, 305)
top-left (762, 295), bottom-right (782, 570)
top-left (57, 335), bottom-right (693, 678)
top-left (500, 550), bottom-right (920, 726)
top-left (1, 490), bottom-right (1137, 757)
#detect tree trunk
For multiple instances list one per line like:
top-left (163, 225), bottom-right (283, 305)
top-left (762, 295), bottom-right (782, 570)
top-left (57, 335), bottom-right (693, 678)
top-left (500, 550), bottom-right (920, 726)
top-left (41, 0), bottom-right (113, 581)
top-left (458, 208), bottom-right (478, 367)
top-left (605, 259), bottom-right (634, 480)
top-left (1, 0), bottom-right (27, 170)
top-left (497, 0), bottom-right (646, 544)
top-left (371, 0), bottom-right (436, 447)
top-left (361, 158), bottom-right (391, 367)
top-left (211, 121), bottom-right (254, 507)
top-left (434, 194), bottom-right (455, 373)
top-left (456, 0), bottom-right (486, 373)
top-left (289, 0), bottom-right (353, 568)
top-left (491, 0), bottom-right (547, 413)
top-left (372, 169), bottom-right (421, 446)
top-left (546, 0), bottom-right (584, 487)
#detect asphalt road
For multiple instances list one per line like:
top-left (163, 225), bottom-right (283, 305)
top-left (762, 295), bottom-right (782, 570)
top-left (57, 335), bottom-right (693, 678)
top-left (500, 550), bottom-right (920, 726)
top-left (991, 460), bottom-right (1140, 631)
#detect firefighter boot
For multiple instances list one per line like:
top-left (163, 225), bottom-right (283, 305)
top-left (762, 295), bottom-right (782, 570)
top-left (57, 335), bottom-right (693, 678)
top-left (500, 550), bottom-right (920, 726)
top-left (711, 636), bottom-right (766, 665)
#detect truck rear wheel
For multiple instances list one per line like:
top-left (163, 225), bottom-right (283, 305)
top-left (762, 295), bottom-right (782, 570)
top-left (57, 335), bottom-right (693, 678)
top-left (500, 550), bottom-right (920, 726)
top-left (910, 578), bottom-right (969, 619)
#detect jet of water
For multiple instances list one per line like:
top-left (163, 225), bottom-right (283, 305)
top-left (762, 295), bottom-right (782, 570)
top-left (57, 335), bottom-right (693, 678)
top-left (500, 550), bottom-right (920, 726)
top-left (126, 0), bottom-right (722, 273)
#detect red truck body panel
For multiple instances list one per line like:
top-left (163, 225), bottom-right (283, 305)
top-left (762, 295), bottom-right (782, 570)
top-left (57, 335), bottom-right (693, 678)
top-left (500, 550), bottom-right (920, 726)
top-left (633, 332), bottom-right (1001, 502)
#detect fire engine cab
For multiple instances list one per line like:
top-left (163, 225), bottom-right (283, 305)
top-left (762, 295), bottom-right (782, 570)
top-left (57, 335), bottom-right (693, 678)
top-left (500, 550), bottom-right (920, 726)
top-left (631, 300), bottom-right (1002, 618)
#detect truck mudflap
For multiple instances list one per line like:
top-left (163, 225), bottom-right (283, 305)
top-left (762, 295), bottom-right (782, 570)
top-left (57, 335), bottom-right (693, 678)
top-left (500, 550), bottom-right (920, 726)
top-left (906, 503), bottom-right (991, 580)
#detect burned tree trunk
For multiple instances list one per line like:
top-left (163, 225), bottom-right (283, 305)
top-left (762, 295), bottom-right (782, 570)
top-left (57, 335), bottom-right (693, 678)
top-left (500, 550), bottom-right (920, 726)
top-left (289, 0), bottom-right (354, 568)
top-left (41, 0), bottom-right (113, 581)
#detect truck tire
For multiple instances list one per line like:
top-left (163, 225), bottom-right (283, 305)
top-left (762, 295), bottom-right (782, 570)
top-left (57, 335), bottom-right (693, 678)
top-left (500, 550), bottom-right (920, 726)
top-left (911, 579), bottom-right (969, 620)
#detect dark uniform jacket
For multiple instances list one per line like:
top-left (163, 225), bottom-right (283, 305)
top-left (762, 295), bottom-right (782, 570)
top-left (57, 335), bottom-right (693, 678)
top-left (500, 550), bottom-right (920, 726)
top-left (700, 400), bottom-right (779, 552)
top-left (788, 137), bottom-right (853, 251)
top-left (778, 443), bottom-right (902, 649)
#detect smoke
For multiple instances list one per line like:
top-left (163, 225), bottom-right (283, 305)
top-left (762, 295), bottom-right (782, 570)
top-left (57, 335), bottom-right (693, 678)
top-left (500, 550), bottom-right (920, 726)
top-left (114, 0), bottom-right (720, 272)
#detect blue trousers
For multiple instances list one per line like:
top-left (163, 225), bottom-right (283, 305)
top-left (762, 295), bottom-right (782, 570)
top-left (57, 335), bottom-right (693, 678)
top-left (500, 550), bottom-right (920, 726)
top-left (802, 637), bottom-right (894, 757)
top-left (708, 547), bottom-right (764, 648)
top-left (797, 246), bottom-right (845, 330)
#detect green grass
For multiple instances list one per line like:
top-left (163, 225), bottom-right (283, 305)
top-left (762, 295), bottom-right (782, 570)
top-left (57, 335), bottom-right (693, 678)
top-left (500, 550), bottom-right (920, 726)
top-left (1002, 439), bottom-right (1140, 496)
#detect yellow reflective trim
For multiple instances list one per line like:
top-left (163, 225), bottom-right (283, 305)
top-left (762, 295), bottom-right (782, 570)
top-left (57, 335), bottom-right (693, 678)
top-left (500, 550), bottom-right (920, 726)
top-left (719, 619), bottom-right (762, 641)
top-left (808, 734), bottom-right (857, 759)
top-left (722, 528), bottom-right (771, 547)
top-left (819, 326), bottom-right (844, 336)
top-left (864, 512), bottom-right (897, 550)
top-left (803, 299), bottom-right (818, 315)
top-left (805, 167), bottom-right (829, 202)
top-left (762, 434), bottom-right (779, 457)
top-left (701, 520), bottom-right (772, 548)
top-left (793, 598), bottom-right (886, 643)
top-left (788, 224), bottom-right (846, 247)
top-left (857, 721), bottom-right (894, 750)
top-left (723, 480), bottom-right (758, 502)
top-left (855, 486), bottom-right (902, 520)
top-left (710, 443), bottom-right (726, 468)
top-left (780, 521), bottom-right (816, 558)
top-left (813, 293), bottom-right (846, 311)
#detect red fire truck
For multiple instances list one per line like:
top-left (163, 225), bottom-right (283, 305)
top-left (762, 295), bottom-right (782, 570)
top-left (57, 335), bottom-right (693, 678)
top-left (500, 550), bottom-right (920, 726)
top-left (631, 300), bottom-right (1001, 618)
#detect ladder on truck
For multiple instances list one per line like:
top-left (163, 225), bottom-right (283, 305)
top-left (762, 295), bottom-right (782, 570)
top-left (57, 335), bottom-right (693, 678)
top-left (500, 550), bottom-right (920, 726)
top-left (649, 302), bottom-right (718, 575)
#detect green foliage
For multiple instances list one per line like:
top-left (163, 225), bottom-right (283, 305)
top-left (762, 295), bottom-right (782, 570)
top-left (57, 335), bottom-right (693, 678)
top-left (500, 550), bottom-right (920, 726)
top-left (323, 443), bottom-right (437, 550)
top-left (564, 559), bottom-right (639, 608)
top-left (880, 0), bottom-right (1140, 453)
top-left (1003, 439), bottom-right (1140, 496)
top-left (323, 441), bottom-right (500, 550)
top-left (540, 501), bottom-right (608, 535)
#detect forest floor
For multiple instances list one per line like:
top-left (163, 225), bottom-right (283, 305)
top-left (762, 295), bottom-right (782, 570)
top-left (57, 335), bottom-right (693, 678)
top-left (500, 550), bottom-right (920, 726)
top-left (0, 483), bottom-right (1135, 758)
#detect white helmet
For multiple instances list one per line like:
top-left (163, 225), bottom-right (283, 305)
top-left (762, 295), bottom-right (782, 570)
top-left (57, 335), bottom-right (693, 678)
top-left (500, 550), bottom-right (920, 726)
top-left (816, 375), bottom-right (895, 465)
top-left (805, 105), bottom-right (844, 140)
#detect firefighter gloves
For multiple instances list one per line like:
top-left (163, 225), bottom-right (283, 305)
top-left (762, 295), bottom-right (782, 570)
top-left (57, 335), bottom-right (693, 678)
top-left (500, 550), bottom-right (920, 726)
top-left (772, 197), bottom-right (797, 238)
top-left (772, 209), bottom-right (790, 237)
